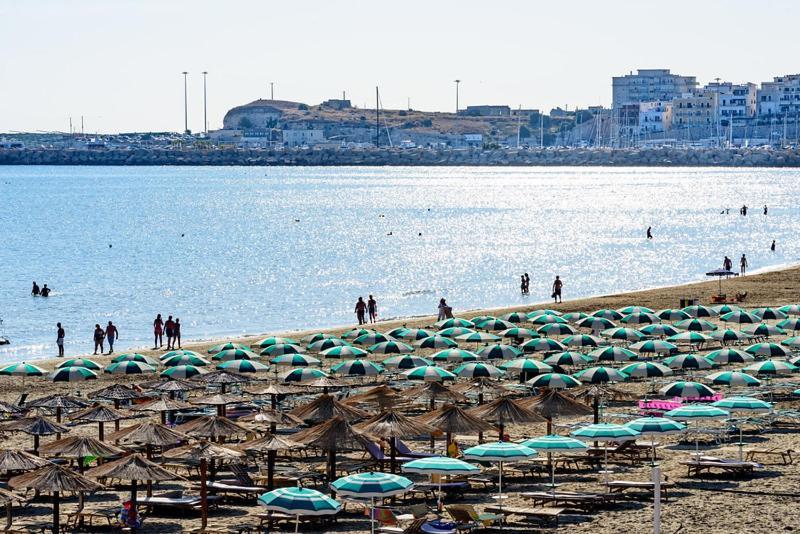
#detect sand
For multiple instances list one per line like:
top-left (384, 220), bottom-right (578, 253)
top-left (1, 265), bottom-right (799, 533)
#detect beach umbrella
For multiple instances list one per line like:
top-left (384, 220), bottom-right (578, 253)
top-left (253, 336), bottom-right (299, 348)
top-left (674, 319), bottom-right (717, 332)
top-left (55, 358), bottom-right (101, 371)
top-left (500, 327), bottom-right (540, 341)
top-left (0, 362), bottom-right (46, 377)
top-left (216, 359), bottom-right (270, 373)
top-left (498, 312), bottom-right (528, 324)
top-left (682, 305), bottom-right (718, 318)
top-left (528, 309), bottom-right (563, 317)
top-left (454, 362), bottom-right (504, 379)
top-left (303, 332), bottom-right (337, 343)
top-left (577, 317), bottom-right (616, 331)
top-left (259, 487), bottom-right (341, 534)
top-left (431, 349), bottom-right (480, 363)
top-left (470, 315), bottom-right (497, 325)
top-left (455, 332), bottom-right (501, 346)
top-left (308, 338), bottom-right (351, 352)
top-left (621, 312), bottom-right (661, 325)
top-left (437, 327), bottom-right (476, 338)
top-left (705, 371), bottom-right (761, 387)
top-left (711, 329), bottom-right (752, 344)
top-left (160, 364), bottom-right (206, 379)
top-left (282, 368), bottom-right (329, 383)
top-left (571, 423), bottom-right (639, 483)
top-left (207, 342), bottom-right (250, 355)
top-left (320, 345), bottom-right (369, 359)
top-left (664, 405), bottom-right (729, 454)
top-left (395, 328), bottom-right (435, 341)
top-left (291, 394), bottom-right (369, 424)
top-left (212, 348), bottom-right (259, 362)
top-left (381, 355), bottom-right (432, 370)
top-left (666, 331), bottom-right (714, 345)
top-left (402, 456), bottom-right (479, 512)
top-left (778, 304), bottom-right (800, 316)
top-left (463, 442), bottom-right (536, 509)
top-left (1, 416), bottom-right (70, 455)
top-left (743, 359), bottom-right (797, 376)
top-left (344, 328), bottom-right (379, 339)
top-left (500, 358), bottom-right (553, 378)
top-left (146, 378), bottom-right (199, 395)
top-left (705, 348), bottom-right (754, 364)
top-left (562, 312), bottom-right (588, 322)
top-left (721, 311), bottom-right (760, 324)
top-left (537, 323), bottom-right (578, 337)
top-left (414, 335), bottom-right (458, 350)
top-left (625, 416), bottom-right (685, 461)
top-left (574, 366), bottom-right (628, 384)
top-left (104, 361), bottom-right (156, 375)
top-left (418, 403), bottom-right (493, 452)
top-left (743, 323), bottom-right (786, 338)
top-left (470, 397), bottom-right (543, 440)
top-left (70, 403), bottom-right (126, 441)
top-left (600, 327), bottom-right (645, 342)
top-left (270, 353), bottom-right (321, 367)
top-left (353, 333), bottom-right (393, 346)
top-left (754, 307), bottom-right (788, 321)
top-left (111, 353), bottom-right (158, 366)
top-left (477, 344), bottom-right (522, 360)
top-left (781, 336), bottom-right (800, 349)
top-left (544, 351), bottom-right (594, 368)
top-left (529, 314), bottom-right (568, 325)
top-left (162, 354), bottom-right (210, 367)
top-left (129, 396), bottom-right (192, 424)
top-left (592, 309), bottom-right (623, 321)
top-left (520, 338), bottom-right (567, 353)
top-left (0, 450), bottom-right (51, 472)
top-left (588, 346), bottom-right (638, 362)
top-left (659, 381), bottom-right (715, 399)
top-left (619, 306), bottom-right (654, 315)
top-left (562, 334), bottom-right (602, 348)
top-left (402, 365), bottom-right (456, 382)
top-left (777, 318), bottom-right (800, 332)
top-left (745, 342), bottom-right (792, 358)
top-left (523, 389), bottom-right (592, 433)
top-left (51, 366), bottom-right (97, 382)
top-left (641, 324), bottom-right (681, 337)
top-left (712, 396), bottom-right (772, 460)
top-left (355, 411), bottom-right (435, 474)
top-left (435, 318), bottom-right (475, 329)
top-left (629, 339), bottom-right (678, 356)
top-left (340, 385), bottom-right (407, 412)
top-left (331, 359), bottom-right (384, 376)
top-left (663, 354), bottom-right (715, 371)
top-left (527, 373), bottom-right (581, 390)
top-left (259, 343), bottom-right (305, 357)
top-left (160, 349), bottom-right (204, 361)
top-left (236, 433), bottom-right (300, 490)
top-left (620, 361), bottom-right (672, 379)
top-left (656, 309), bottom-right (691, 321)
top-left (476, 319), bottom-right (516, 332)
top-left (521, 435), bottom-right (587, 490)
top-left (369, 341), bottom-right (414, 354)
top-left (332, 472), bottom-right (413, 534)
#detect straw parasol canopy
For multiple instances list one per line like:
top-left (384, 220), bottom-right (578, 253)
top-left (39, 436), bottom-right (123, 461)
top-left (1, 416), bottom-right (70, 454)
top-left (248, 384), bottom-right (300, 396)
top-left (192, 393), bottom-right (243, 417)
top-left (304, 376), bottom-right (348, 390)
top-left (418, 404), bottom-right (495, 452)
top-left (0, 400), bottom-right (23, 415)
top-left (27, 395), bottom-right (87, 438)
top-left (175, 415), bottom-right (250, 441)
top-left (469, 397), bottom-right (545, 439)
top-left (290, 393), bottom-right (370, 424)
top-left (237, 432), bottom-right (302, 491)
top-left (192, 370), bottom-right (249, 392)
top-left (114, 421), bottom-right (189, 449)
top-left (401, 382), bottom-right (467, 410)
top-left (521, 389), bottom-right (592, 433)
top-left (0, 450), bottom-right (51, 472)
top-left (90, 383), bottom-right (141, 402)
top-left (452, 378), bottom-right (510, 399)
top-left (70, 403), bottom-right (127, 441)
top-left (356, 411), bottom-right (436, 474)
top-left (342, 385), bottom-right (410, 411)
top-left (130, 396), bottom-right (192, 424)
top-left (573, 385), bottom-right (637, 424)
top-left (0, 487), bottom-right (25, 531)
top-left (145, 377), bottom-right (200, 393)
top-left (240, 408), bottom-right (303, 427)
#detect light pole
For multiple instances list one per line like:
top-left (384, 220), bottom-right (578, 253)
top-left (454, 79), bottom-right (461, 115)
top-left (182, 71), bottom-right (189, 134)
top-left (202, 71), bottom-right (208, 135)
top-left (270, 82), bottom-right (274, 101)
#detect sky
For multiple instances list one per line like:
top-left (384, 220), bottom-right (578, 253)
top-left (2, 0), bottom-right (799, 133)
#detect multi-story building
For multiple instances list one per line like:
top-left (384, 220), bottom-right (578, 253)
top-left (638, 101), bottom-right (672, 133)
top-left (612, 69), bottom-right (698, 109)
top-left (672, 91), bottom-right (719, 128)
top-left (757, 74), bottom-right (800, 117)
top-left (460, 105), bottom-right (511, 117)
top-left (704, 82), bottom-right (757, 120)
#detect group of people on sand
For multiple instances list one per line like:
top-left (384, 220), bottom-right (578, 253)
top-left (153, 314), bottom-right (181, 350)
top-left (92, 321), bottom-right (119, 355)
top-left (354, 296), bottom-right (378, 325)
top-left (31, 281), bottom-right (51, 297)
top-left (723, 254), bottom-right (749, 275)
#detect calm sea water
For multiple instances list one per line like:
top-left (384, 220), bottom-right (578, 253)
top-left (0, 166), bottom-right (797, 362)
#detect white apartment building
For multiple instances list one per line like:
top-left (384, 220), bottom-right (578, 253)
top-left (638, 101), bottom-right (672, 133)
top-left (612, 69), bottom-right (698, 109)
top-left (282, 127), bottom-right (325, 147)
top-left (757, 74), bottom-right (800, 117)
top-left (704, 82), bottom-right (757, 119)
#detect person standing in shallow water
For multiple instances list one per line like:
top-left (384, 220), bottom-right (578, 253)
top-left (31, 282), bottom-right (40, 296)
top-left (552, 276), bottom-right (563, 304)
top-left (93, 324), bottom-right (105, 355)
top-left (153, 314), bottom-right (164, 349)
top-left (740, 254), bottom-right (748, 275)
top-left (174, 318), bottom-right (182, 349)
top-left (646, 226), bottom-right (653, 240)
top-left (771, 240), bottom-right (776, 252)
top-left (56, 323), bottom-right (65, 357)
top-left (164, 316), bottom-right (176, 350)
top-left (354, 297), bottom-right (367, 325)
top-left (367, 295), bottom-right (378, 324)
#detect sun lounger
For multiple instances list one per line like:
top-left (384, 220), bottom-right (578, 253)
top-left (364, 439), bottom-right (415, 469)
top-left (680, 458), bottom-right (762, 478)
top-left (520, 491), bottom-right (614, 512)
top-left (395, 439), bottom-right (437, 458)
top-left (377, 517), bottom-right (427, 534)
top-left (745, 448), bottom-right (797, 465)
top-left (138, 494), bottom-right (222, 513)
top-left (203, 480), bottom-right (265, 498)
top-left (607, 480), bottom-right (673, 501)
top-left (446, 504), bottom-right (503, 530)
top-left (484, 505), bottom-right (565, 527)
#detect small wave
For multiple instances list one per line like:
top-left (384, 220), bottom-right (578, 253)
top-left (401, 289), bottom-right (437, 297)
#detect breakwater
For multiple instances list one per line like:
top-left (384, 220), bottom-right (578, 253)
top-left (2, 146), bottom-right (800, 166)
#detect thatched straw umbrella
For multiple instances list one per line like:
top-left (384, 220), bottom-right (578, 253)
top-left (521, 389), bottom-right (592, 434)
top-left (0, 487), bottom-right (24, 531)
top-left (573, 385), bottom-right (636, 425)
top-left (356, 411), bottom-right (436, 473)
top-left (0, 400), bottom-right (23, 416)
top-left (191, 393), bottom-right (242, 417)
top-left (304, 376), bottom-right (347, 394)
top-left (236, 434), bottom-right (300, 490)
top-left (175, 415), bottom-right (249, 443)
top-left (239, 408), bottom-right (303, 436)
top-left (146, 378), bottom-right (200, 395)
top-left (342, 385), bottom-right (410, 412)
top-left (402, 382), bottom-right (467, 412)
top-left (469, 397), bottom-right (545, 441)
top-left (129, 396), bottom-right (192, 424)
top-left (70, 403), bottom-right (126, 441)
top-left (89, 384), bottom-right (140, 431)
top-left (1, 416), bottom-right (70, 455)
top-left (192, 370), bottom-right (249, 393)
top-left (454, 378), bottom-right (510, 441)
top-left (27, 395), bottom-right (87, 439)
top-left (290, 393), bottom-right (369, 425)
top-left (0, 450), bottom-right (51, 472)
top-left (247, 384), bottom-right (301, 430)
top-left (417, 404), bottom-right (494, 453)
top-left (292, 416), bottom-right (368, 495)
top-left (115, 421), bottom-right (188, 450)
top-left (10, 463), bottom-right (102, 534)
top-left (164, 441), bottom-right (244, 529)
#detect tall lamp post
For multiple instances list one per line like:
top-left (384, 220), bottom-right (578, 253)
top-left (454, 79), bottom-right (461, 115)
top-left (202, 71), bottom-right (208, 135)
top-left (182, 71), bottom-right (189, 134)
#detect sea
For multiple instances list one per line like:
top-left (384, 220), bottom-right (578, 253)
top-left (0, 165), bottom-right (798, 363)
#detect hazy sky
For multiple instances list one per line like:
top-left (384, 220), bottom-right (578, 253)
top-left (2, 0), bottom-right (799, 133)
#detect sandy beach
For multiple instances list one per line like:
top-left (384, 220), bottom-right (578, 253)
top-left (1, 265), bottom-right (799, 533)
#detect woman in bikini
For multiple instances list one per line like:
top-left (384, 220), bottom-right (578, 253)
top-left (153, 314), bottom-right (164, 349)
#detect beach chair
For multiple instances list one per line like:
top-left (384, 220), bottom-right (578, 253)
top-left (376, 517), bottom-right (426, 534)
top-left (395, 439), bottom-right (437, 458)
top-left (745, 447), bottom-right (796, 465)
top-left (364, 439), bottom-right (415, 469)
top-left (607, 480), bottom-right (674, 501)
top-left (446, 504), bottom-right (502, 530)
top-left (484, 505), bottom-right (565, 528)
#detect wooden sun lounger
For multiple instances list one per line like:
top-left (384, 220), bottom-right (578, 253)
top-left (520, 491), bottom-right (614, 512)
top-left (680, 459), bottom-right (762, 478)
top-left (745, 448), bottom-right (797, 465)
top-left (203, 480), bottom-right (266, 498)
top-left (138, 494), bottom-right (222, 513)
top-left (607, 480), bottom-right (673, 501)
top-left (484, 505), bottom-right (565, 527)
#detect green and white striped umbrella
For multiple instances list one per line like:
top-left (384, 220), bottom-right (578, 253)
top-left (163, 354), bottom-right (210, 367)
top-left (712, 396), bottom-right (771, 412)
top-left (431, 349), bottom-right (480, 363)
top-left (320, 346), bottom-right (370, 359)
top-left (0, 362), bottom-right (46, 376)
top-left (600, 327), bottom-right (645, 342)
top-left (342, 328), bottom-right (378, 340)
top-left (454, 362), bottom-right (504, 379)
top-left (659, 381), bottom-right (716, 399)
top-left (353, 333), bottom-right (393, 346)
top-left (500, 358), bottom-right (553, 375)
top-left (663, 354), bottom-right (715, 370)
top-left (712, 304), bottom-right (743, 315)
top-left (745, 342), bottom-right (792, 358)
top-left (281, 368), bottom-right (329, 383)
top-left (463, 442), bottom-right (536, 506)
top-left (212, 348), bottom-right (260, 362)
top-left (629, 340), bottom-right (678, 355)
top-left (381, 355), bottom-right (432, 370)
top-left (562, 334), bottom-right (602, 348)
top-left (626, 417), bottom-right (685, 435)
top-left (591, 309), bottom-right (624, 321)
top-left (51, 366), bottom-right (97, 382)
top-left (570, 423), bottom-right (639, 483)
top-left (207, 342), bottom-right (250, 355)
top-left (544, 351), bottom-right (594, 367)
top-left (499, 312), bottom-right (530, 324)
top-left (104, 361), bottom-right (156, 375)
top-left (674, 319), bottom-right (717, 332)
top-left (789, 356), bottom-right (800, 367)
top-left (259, 343), bottom-right (305, 357)
top-left (270, 354), bottom-right (321, 367)
top-left (754, 307), bottom-right (787, 321)
top-left (435, 318), bottom-right (475, 329)
top-left (476, 319), bottom-right (516, 332)
top-left (743, 323), bottom-right (786, 338)
top-left (640, 324), bottom-right (680, 337)
top-left (331, 472), bottom-right (413, 499)
top-left (160, 364), bottom-right (206, 379)
top-left (401, 456), bottom-right (478, 512)
top-left (777, 318), bottom-right (800, 332)
top-left (664, 404), bottom-right (729, 420)
top-left (656, 309), bottom-right (691, 321)
top-left (520, 338), bottom-right (567, 353)
top-left (385, 327), bottom-right (409, 338)
top-left (112, 353), bottom-right (158, 366)
top-left (414, 335), bottom-right (458, 350)
top-left (395, 328), bottom-right (435, 341)
top-left (705, 348), bottom-right (754, 364)
top-left (711, 329), bottom-right (752, 343)
top-left (618, 306), bottom-right (655, 315)
top-left (621, 312), bottom-right (661, 325)
top-left (778, 304), bottom-right (800, 316)
top-left (331, 359), bottom-right (384, 376)
top-left (527, 309), bottom-right (562, 318)
top-left (258, 487), bottom-right (340, 517)
top-left (619, 361), bottom-right (672, 378)
top-left (455, 332), bottom-right (502, 345)
top-left (56, 358), bottom-right (101, 370)
top-left (576, 317), bottom-right (617, 331)
top-left (500, 327), bottom-right (540, 341)
top-left (526, 373), bottom-right (581, 389)
top-left (436, 327), bottom-right (476, 338)
top-left (573, 366), bottom-right (628, 383)
top-left (303, 332), bottom-right (337, 343)
top-left (307, 338), bottom-right (351, 352)
top-left (477, 344), bottom-right (523, 361)
top-left (217, 359), bottom-right (270, 373)
top-left (705, 371), bottom-right (761, 387)
top-left (682, 305), bottom-right (718, 318)
top-left (253, 336), bottom-right (299, 348)
top-left (402, 365), bottom-right (456, 382)
top-left (470, 315), bottom-right (497, 325)
top-left (721, 311), bottom-right (760, 324)
top-left (522, 435), bottom-right (587, 451)
top-left (160, 349), bottom-right (203, 361)
top-left (666, 331), bottom-right (714, 345)
top-left (743, 359), bottom-right (797, 376)
top-left (529, 314), bottom-right (568, 325)
top-left (588, 346), bottom-right (638, 362)
top-left (562, 312), bottom-right (589, 322)
top-left (781, 336), bottom-right (800, 349)
top-left (369, 341), bottom-right (414, 354)
top-left (537, 323), bottom-right (578, 337)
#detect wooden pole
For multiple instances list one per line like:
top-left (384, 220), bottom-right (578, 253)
top-left (200, 458), bottom-right (208, 529)
top-left (52, 491), bottom-right (60, 534)
top-left (114, 400), bottom-right (121, 431)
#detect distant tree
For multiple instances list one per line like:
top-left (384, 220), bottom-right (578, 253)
top-left (238, 116), bottom-right (254, 129)
top-left (398, 110), bottom-right (407, 116)
top-left (421, 119), bottom-right (433, 127)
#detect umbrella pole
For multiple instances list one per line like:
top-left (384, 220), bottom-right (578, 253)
top-left (52, 490), bottom-right (59, 534)
top-left (498, 461), bottom-right (503, 512)
top-left (56, 408), bottom-right (62, 440)
top-left (5, 503), bottom-right (11, 531)
top-left (328, 449), bottom-right (336, 497)
top-left (200, 457), bottom-right (208, 529)
top-left (370, 496), bottom-right (376, 534)
top-left (389, 436), bottom-right (397, 474)
top-left (604, 447), bottom-right (609, 487)
top-left (146, 445), bottom-right (153, 497)
top-left (130, 479), bottom-right (138, 528)
top-left (295, 514), bottom-right (300, 534)
top-left (550, 452), bottom-right (555, 495)
top-left (33, 435), bottom-right (39, 456)
top-left (98, 421), bottom-right (104, 442)
top-left (478, 393), bottom-right (484, 443)
top-left (437, 478), bottom-right (442, 513)
top-left (739, 426), bottom-right (744, 462)
top-left (267, 449), bottom-right (276, 490)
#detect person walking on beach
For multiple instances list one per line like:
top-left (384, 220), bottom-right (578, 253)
top-left (93, 324), bottom-right (105, 355)
top-left (740, 254), bottom-right (748, 275)
top-left (552, 276), bottom-right (563, 304)
top-left (174, 318), bottom-right (182, 349)
top-left (105, 321), bottom-right (118, 354)
top-left (355, 297), bottom-right (367, 325)
top-left (367, 295), bottom-right (378, 324)
top-left (153, 314), bottom-right (164, 349)
top-left (723, 256), bottom-right (733, 271)
top-left (771, 240), bottom-right (776, 252)
top-left (646, 226), bottom-right (653, 240)
top-left (164, 316), bottom-right (176, 350)
top-left (31, 282), bottom-right (40, 296)
top-left (56, 323), bottom-right (65, 357)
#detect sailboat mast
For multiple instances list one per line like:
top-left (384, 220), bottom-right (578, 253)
top-left (376, 86), bottom-right (380, 148)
